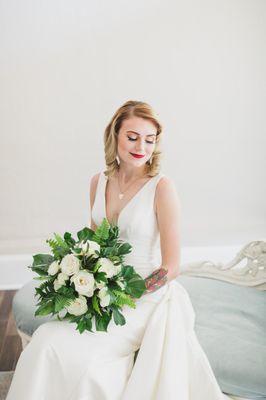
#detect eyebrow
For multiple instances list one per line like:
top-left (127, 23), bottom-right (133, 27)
top-left (126, 130), bottom-right (156, 137)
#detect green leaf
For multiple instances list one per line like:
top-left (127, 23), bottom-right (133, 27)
top-left (31, 267), bottom-right (49, 277)
top-left (75, 314), bottom-right (93, 334)
top-left (83, 315), bottom-right (93, 333)
top-left (56, 285), bottom-right (75, 297)
top-left (107, 289), bottom-right (117, 305)
top-left (108, 224), bottom-right (119, 240)
top-left (46, 233), bottom-right (70, 259)
top-left (92, 295), bottom-right (102, 315)
top-left (77, 227), bottom-right (92, 242)
top-left (38, 279), bottom-right (54, 293)
top-left (112, 289), bottom-right (136, 308)
top-left (35, 301), bottom-right (54, 316)
top-left (121, 265), bottom-right (135, 279)
top-left (95, 311), bottom-right (112, 331)
top-left (54, 233), bottom-right (69, 249)
top-left (30, 254), bottom-right (53, 275)
top-left (73, 247), bottom-right (82, 254)
top-left (54, 294), bottom-right (73, 313)
top-left (118, 243), bottom-right (132, 255)
top-left (35, 287), bottom-right (45, 297)
top-left (64, 232), bottom-right (76, 247)
top-left (112, 308), bottom-right (126, 326)
top-left (94, 271), bottom-right (108, 283)
top-left (93, 218), bottom-right (110, 241)
top-left (57, 311), bottom-right (73, 321)
top-left (76, 319), bottom-right (86, 334)
top-left (32, 254), bottom-right (54, 267)
top-left (33, 276), bottom-right (51, 281)
top-left (69, 315), bottom-right (81, 324)
top-left (91, 260), bottom-right (101, 273)
top-left (125, 276), bottom-right (146, 298)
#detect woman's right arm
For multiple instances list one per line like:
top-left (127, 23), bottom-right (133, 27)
top-left (89, 173), bottom-right (101, 231)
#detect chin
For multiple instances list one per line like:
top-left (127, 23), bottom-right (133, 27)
top-left (130, 159), bottom-right (147, 165)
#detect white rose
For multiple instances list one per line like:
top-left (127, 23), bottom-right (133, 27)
top-left (95, 280), bottom-right (105, 290)
top-left (97, 287), bottom-right (111, 308)
top-left (66, 295), bottom-right (88, 316)
top-left (60, 254), bottom-right (80, 276)
top-left (57, 272), bottom-right (69, 285)
top-left (79, 240), bottom-right (100, 258)
top-left (53, 279), bottom-right (63, 291)
top-left (98, 258), bottom-right (120, 278)
top-left (72, 270), bottom-right (95, 297)
top-left (48, 260), bottom-right (60, 276)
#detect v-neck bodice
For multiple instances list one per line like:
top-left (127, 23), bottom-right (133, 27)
top-left (91, 170), bottom-right (165, 278)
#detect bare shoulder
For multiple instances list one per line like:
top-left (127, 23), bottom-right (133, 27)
top-left (156, 175), bottom-right (178, 198)
top-left (155, 175), bottom-right (181, 213)
top-left (90, 172), bottom-right (101, 187)
top-left (89, 172), bottom-right (101, 208)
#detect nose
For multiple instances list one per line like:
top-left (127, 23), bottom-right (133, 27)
top-left (135, 138), bottom-right (145, 152)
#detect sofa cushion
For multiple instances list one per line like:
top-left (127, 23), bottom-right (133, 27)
top-left (177, 275), bottom-right (266, 400)
top-left (12, 279), bottom-right (57, 337)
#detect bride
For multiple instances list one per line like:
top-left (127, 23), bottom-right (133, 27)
top-left (7, 100), bottom-right (226, 399)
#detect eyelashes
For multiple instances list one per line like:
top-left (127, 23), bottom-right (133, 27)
top-left (127, 136), bottom-right (155, 145)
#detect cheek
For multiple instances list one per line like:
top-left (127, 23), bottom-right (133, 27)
top-left (146, 144), bottom-right (155, 155)
top-left (118, 138), bottom-right (132, 152)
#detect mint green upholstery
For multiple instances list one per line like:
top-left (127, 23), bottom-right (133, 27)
top-left (13, 276), bottom-right (266, 399)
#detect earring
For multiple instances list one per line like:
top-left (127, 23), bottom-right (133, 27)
top-left (116, 155), bottom-right (120, 165)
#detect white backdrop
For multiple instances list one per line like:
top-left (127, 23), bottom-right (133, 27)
top-left (1, 0), bottom-right (265, 257)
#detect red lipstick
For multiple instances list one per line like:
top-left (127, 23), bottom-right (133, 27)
top-left (130, 153), bottom-right (145, 159)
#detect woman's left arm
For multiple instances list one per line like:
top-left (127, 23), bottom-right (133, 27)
top-left (144, 176), bottom-right (181, 294)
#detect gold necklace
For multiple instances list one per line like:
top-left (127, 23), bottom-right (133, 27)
top-left (117, 172), bottom-right (144, 200)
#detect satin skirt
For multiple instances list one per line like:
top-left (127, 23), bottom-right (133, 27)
top-left (7, 281), bottom-right (228, 400)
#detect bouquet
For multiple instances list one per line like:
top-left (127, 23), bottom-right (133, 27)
top-left (28, 218), bottom-right (147, 334)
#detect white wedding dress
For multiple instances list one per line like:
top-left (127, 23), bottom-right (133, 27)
top-left (7, 170), bottom-right (228, 400)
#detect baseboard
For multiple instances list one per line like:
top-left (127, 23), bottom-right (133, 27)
top-left (0, 244), bottom-right (245, 290)
top-left (0, 254), bottom-right (35, 290)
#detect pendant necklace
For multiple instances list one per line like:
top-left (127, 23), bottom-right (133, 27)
top-left (117, 171), bottom-right (143, 200)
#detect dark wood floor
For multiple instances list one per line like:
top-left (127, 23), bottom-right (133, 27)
top-left (0, 290), bottom-right (22, 371)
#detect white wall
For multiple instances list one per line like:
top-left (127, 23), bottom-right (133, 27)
top-left (1, 0), bottom-right (265, 257)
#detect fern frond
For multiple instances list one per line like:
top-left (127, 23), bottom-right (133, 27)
top-left (54, 294), bottom-right (73, 313)
top-left (46, 232), bottom-right (70, 258)
top-left (112, 289), bottom-right (136, 308)
top-left (93, 218), bottom-right (110, 242)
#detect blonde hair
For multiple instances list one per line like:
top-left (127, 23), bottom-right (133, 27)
top-left (103, 100), bottom-right (163, 178)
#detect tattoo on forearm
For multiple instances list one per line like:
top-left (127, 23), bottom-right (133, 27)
top-left (144, 267), bottom-right (168, 294)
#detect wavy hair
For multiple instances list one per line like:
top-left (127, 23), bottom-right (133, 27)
top-left (103, 100), bottom-right (163, 178)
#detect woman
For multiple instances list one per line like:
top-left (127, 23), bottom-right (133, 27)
top-left (7, 100), bottom-right (225, 399)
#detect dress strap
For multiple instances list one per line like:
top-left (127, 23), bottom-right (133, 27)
top-left (151, 172), bottom-right (165, 189)
top-left (91, 171), bottom-right (105, 219)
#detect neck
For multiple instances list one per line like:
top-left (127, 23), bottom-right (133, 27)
top-left (117, 163), bottom-right (148, 184)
